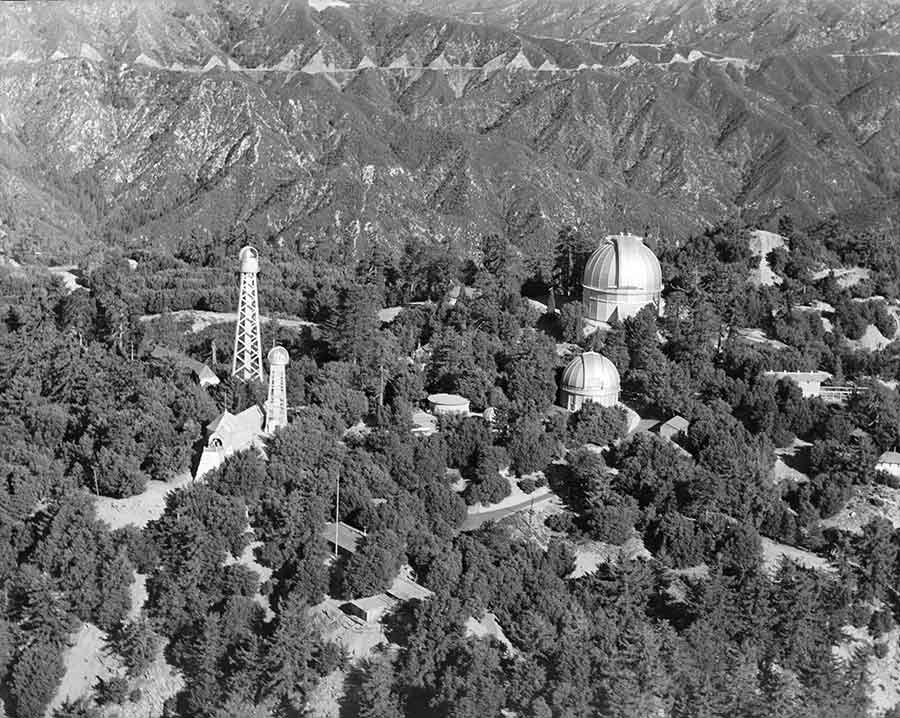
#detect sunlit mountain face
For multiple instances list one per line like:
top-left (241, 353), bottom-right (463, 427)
top-left (2, 0), bottom-right (899, 265)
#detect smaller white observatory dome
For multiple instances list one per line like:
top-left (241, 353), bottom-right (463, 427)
top-left (268, 346), bottom-right (290, 366)
top-left (582, 234), bottom-right (662, 328)
top-left (559, 351), bottom-right (620, 411)
top-left (239, 246), bottom-right (260, 274)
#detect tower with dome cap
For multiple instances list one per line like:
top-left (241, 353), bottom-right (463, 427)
top-left (582, 233), bottom-right (662, 330)
top-left (232, 246), bottom-right (264, 381)
top-left (265, 346), bottom-right (290, 433)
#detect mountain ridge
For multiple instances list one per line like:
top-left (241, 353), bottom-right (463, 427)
top-left (1, 0), bottom-right (899, 265)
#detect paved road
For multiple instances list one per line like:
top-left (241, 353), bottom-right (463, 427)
top-left (461, 492), bottom-right (558, 531)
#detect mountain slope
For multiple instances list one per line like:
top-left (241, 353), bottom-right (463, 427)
top-left (1, 0), bottom-right (899, 265)
top-left (385, 0), bottom-right (900, 57)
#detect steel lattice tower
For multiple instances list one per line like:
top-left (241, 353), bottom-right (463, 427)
top-left (265, 346), bottom-right (290, 433)
top-left (231, 246), bottom-right (264, 382)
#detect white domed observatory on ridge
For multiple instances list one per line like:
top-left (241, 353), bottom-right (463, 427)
top-left (559, 351), bottom-right (620, 411)
top-left (582, 233), bottom-right (663, 330)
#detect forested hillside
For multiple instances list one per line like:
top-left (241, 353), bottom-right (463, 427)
top-left (4, 214), bottom-right (900, 715)
top-left (5, 1), bottom-right (900, 716)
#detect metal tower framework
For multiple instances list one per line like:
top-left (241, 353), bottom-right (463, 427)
top-left (265, 346), bottom-right (289, 433)
top-left (232, 246), bottom-right (264, 382)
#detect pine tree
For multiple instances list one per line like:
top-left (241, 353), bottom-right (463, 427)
top-left (260, 594), bottom-right (320, 705)
top-left (358, 657), bottom-right (404, 718)
top-left (9, 637), bottom-right (66, 718)
top-left (109, 618), bottom-right (161, 677)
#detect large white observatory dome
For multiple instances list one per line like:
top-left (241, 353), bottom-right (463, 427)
top-left (582, 234), bottom-right (662, 328)
top-left (559, 351), bottom-right (620, 411)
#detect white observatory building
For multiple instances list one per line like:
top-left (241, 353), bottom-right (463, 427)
top-left (265, 345), bottom-right (290, 433)
top-left (582, 234), bottom-right (662, 330)
top-left (559, 351), bottom-right (620, 411)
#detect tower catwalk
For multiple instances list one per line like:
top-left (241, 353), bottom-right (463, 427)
top-left (265, 346), bottom-right (290, 433)
top-left (231, 246), bottom-right (264, 382)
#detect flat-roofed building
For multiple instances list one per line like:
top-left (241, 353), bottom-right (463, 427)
top-left (764, 371), bottom-right (833, 398)
top-left (322, 521), bottom-right (366, 556)
top-left (876, 451), bottom-right (900, 478)
top-left (657, 415), bottom-right (689, 441)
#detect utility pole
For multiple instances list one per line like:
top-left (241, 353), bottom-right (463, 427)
top-left (334, 473), bottom-right (340, 560)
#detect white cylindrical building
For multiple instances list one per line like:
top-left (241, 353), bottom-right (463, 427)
top-left (559, 351), bottom-right (620, 411)
top-left (582, 234), bottom-right (662, 329)
top-left (427, 393), bottom-right (470, 416)
top-left (264, 345), bottom-right (290, 433)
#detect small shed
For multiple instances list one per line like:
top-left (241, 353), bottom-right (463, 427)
top-left (150, 345), bottom-right (219, 388)
top-left (764, 371), bottom-right (833, 399)
top-left (341, 595), bottom-right (396, 623)
top-left (322, 521), bottom-right (366, 556)
top-left (657, 415), bottom-right (689, 441)
top-left (387, 571), bottom-right (434, 602)
top-left (876, 451), bottom-right (900, 478)
top-left (194, 364), bottom-right (220, 388)
top-left (427, 393), bottom-right (470, 416)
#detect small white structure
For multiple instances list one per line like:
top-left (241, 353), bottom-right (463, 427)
top-left (339, 564), bottom-right (434, 623)
top-left (876, 451), bottom-right (900, 478)
top-left (559, 351), bottom-right (620, 411)
top-left (264, 346), bottom-right (289, 433)
top-left (323, 521), bottom-right (366, 556)
top-left (582, 234), bottom-right (663, 329)
top-left (195, 364), bottom-right (220, 388)
top-left (428, 393), bottom-right (470, 416)
top-left (764, 371), bottom-right (833, 398)
top-left (150, 346), bottom-right (219, 388)
top-left (342, 595), bottom-right (396, 623)
top-left (194, 405), bottom-right (265, 480)
top-left (657, 415), bottom-right (689, 441)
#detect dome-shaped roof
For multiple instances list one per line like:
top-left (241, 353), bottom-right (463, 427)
top-left (583, 234), bottom-right (661, 292)
top-left (268, 346), bottom-right (290, 366)
top-left (561, 351), bottom-right (620, 393)
top-left (239, 246), bottom-right (259, 273)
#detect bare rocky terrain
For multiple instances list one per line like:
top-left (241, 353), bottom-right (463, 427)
top-left (1, 0), bottom-right (900, 265)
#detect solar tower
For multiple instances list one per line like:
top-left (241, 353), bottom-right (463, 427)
top-left (231, 246), bottom-right (264, 382)
top-left (265, 346), bottom-right (290, 433)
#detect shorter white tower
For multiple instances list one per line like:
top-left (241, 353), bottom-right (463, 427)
top-left (265, 345), bottom-right (290, 433)
top-left (232, 246), bottom-right (264, 382)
